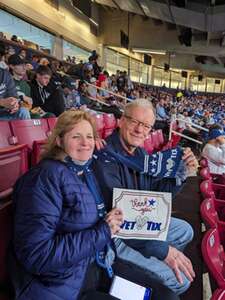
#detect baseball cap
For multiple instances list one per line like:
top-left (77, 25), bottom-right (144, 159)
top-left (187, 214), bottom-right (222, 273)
top-left (90, 77), bottom-right (97, 83)
top-left (61, 77), bottom-right (76, 90)
top-left (208, 128), bottom-right (225, 141)
top-left (8, 54), bottom-right (25, 65)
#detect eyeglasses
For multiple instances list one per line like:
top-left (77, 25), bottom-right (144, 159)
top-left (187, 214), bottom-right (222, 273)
top-left (124, 115), bottom-right (153, 131)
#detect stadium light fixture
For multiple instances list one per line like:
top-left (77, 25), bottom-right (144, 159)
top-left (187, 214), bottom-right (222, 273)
top-left (132, 48), bottom-right (166, 55)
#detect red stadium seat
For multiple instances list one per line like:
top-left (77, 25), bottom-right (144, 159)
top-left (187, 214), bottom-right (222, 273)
top-left (0, 201), bottom-right (13, 299)
top-left (200, 158), bottom-right (208, 168)
top-left (0, 121), bottom-right (17, 147)
top-left (0, 146), bottom-right (28, 199)
top-left (32, 140), bottom-right (48, 165)
top-left (151, 131), bottom-right (161, 151)
top-left (143, 135), bottom-right (154, 154)
top-left (200, 167), bottom-right (212, 181)
top-left (200, 180), bottom-right (225, 200)
top-left (47, 117), bottom-right (58, 132)
top-left (92, 113), bottom-right (104, 138)
top-left (0, 122), bottom-right (28, 198)
top-left (151, 130), bottom-right (165, 151)
top-left (10, 119), bottom-right (49, 149)
top-left (211, 289), bottom-right (225, 300)
top-left (200, 168), bottom-right (225, 185)
top-left (10, 119), bottom-right (50, 165)
top-left (103, 113), bottom-right (116, 138)
top-left (201, 198), bottom-right (219, 228)
top-left (202, 228), bottom-right (225, 288)
top-left (200, 198), bottom-right (225, 229)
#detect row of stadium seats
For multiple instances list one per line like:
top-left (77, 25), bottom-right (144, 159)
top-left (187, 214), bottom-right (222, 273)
top-left (200, 159), bottom-right (225, 300)
top-left (0, 114), bottom-right (174, 201)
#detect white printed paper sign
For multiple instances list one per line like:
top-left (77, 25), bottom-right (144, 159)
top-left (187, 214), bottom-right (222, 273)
top-left (113, 188), bottom-right (171, 241)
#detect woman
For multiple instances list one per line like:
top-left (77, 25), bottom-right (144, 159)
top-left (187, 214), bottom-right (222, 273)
top-left (202, 127), bottom-right (225, 174)
top-left (10, 110), bottom-right (123, 300)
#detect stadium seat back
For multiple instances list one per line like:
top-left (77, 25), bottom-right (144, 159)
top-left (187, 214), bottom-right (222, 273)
top-left (103, 113), bottom-right (116, 139)
top-left (92, 114), bottom-right (104, 138)
top-left (0, 121), bottom-right (15, 148)
top-left (47, 117), bottom-right (58, 131)
top-left (157, 129), bottom-right (164, 145)
top-left (200, 158), bottom-right (208, 168)
top-left (0, 146), bottom-right (28, 199)
top-left (103, 113), bottom-right (116, 129)
top-left (202, 228), bottom-right (225, 288)
top-left (144, 135), bottom-right (154, 154)
top-left (200, 167), bottom-right (212, 180)
top-left (211, 289), bottom-right (225, 300)
top-left (10, 119), bottom-right (49, 149)
top-left (151, 131), bottom-right (160, 150)
top-left (200, 198), bottom-right (219, 228)
top-left (200, 180), bottom-right (215, 199)
top-left (212, 183), bottom-right (225, 201)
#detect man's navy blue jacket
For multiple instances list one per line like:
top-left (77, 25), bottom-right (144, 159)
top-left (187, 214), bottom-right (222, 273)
top-left (93, 130), bottom-right (182, 260)
top-left (10, 159), bottom-right (111, 300)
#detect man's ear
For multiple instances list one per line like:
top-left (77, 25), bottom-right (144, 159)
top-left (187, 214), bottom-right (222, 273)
top-left (118, 116), bottom-right (124, 129)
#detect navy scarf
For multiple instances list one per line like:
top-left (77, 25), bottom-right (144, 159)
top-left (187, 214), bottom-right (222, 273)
top-left (64, 156), bottom-right (114, 277)
top-left (97, 147), bottom-right (183, 180)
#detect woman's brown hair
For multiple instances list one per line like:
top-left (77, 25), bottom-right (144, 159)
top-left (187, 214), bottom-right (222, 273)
top-left (41, 110), bottom-right (97, 162)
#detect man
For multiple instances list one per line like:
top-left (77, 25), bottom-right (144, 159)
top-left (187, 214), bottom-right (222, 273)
top-left (30, 65), bottom-right (65, 116)
top-left (61, 76), bottom-right (80, 109)
top-left (0, 67), bottom-right (30, 120)
top-left (94, 99), bottom-right (198, 295)
top-left (8, 54), bottom-right (32, 110)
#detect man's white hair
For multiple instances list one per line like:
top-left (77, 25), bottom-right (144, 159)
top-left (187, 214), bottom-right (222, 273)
top-left (124, 98), bottom-right (156, 117)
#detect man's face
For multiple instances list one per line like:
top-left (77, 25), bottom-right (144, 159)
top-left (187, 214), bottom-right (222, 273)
top-left (36, 73), bottom-right (51, 86)
top-left (11, 64), bottom-right (26, 77)
top-left (119, 106), bottom-right (155, 149)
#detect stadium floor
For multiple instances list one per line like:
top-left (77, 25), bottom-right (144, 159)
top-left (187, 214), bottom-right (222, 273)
top-left (173, 176), bottom-right (203, 300)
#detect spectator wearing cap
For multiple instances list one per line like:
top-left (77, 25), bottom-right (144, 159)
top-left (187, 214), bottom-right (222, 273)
top-left (61, 77), bottom-right (80, 109)
top-left (202, 127), bottom-right (225, 174)
top-left (0, 67), bottom-right (30, 120)
top-left (98, 74), bottom-right (108, 96)
top-left (8, 54), bottom-right (32, 112)
top-left (87, 77), bottom-right (98, 99)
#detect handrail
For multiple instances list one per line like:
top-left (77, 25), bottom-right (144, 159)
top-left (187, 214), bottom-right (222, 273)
top-left (85, 81), bottom-right (132, 103)
top-left (87, 95), bottom-right (110, 107)
top-left (170, 130), bottom-right (203, 145)
top-left (176, 118), bottom-right (209, 132)
top-left (169, 117), bottom-right (209, 145)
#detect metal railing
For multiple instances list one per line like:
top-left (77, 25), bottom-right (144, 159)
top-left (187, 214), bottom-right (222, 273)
top-left (169, 118), bottom-right (209, 145)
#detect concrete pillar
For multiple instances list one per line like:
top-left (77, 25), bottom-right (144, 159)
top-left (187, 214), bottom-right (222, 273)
top-left (52, 35), bottom-right (63, 60)
top-left (149, 58), bottom-right (155, 85)
top-left (98, 44), bottom-right (106, 68)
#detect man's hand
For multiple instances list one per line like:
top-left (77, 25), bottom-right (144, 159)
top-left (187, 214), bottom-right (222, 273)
top-left (0, 97), bottom-right (19, 113)
top-left (164, 246), bottom-right (195, 284)
top-left (182, 147), bottom-right (199, 175)
top-left (105, 208), bottom-right (124, 236)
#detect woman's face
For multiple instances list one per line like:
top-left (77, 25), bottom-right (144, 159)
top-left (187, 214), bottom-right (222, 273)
top-left (62, 120), bottom-right (95, 161)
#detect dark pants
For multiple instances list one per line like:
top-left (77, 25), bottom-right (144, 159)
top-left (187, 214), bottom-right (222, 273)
top-left (79, 261), bottom-right (180, 300)
top-left (42, 88), bottom-right (65, 117)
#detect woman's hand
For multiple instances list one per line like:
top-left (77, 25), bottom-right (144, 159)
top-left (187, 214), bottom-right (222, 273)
top-left (105, 208), bottom-right (124, 236)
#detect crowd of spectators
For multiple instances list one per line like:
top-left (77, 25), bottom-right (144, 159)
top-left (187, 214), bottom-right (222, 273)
top-left (1, 33), bottom-right (224, 300)
top-left (1, 35), bottom-right (225, 162)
